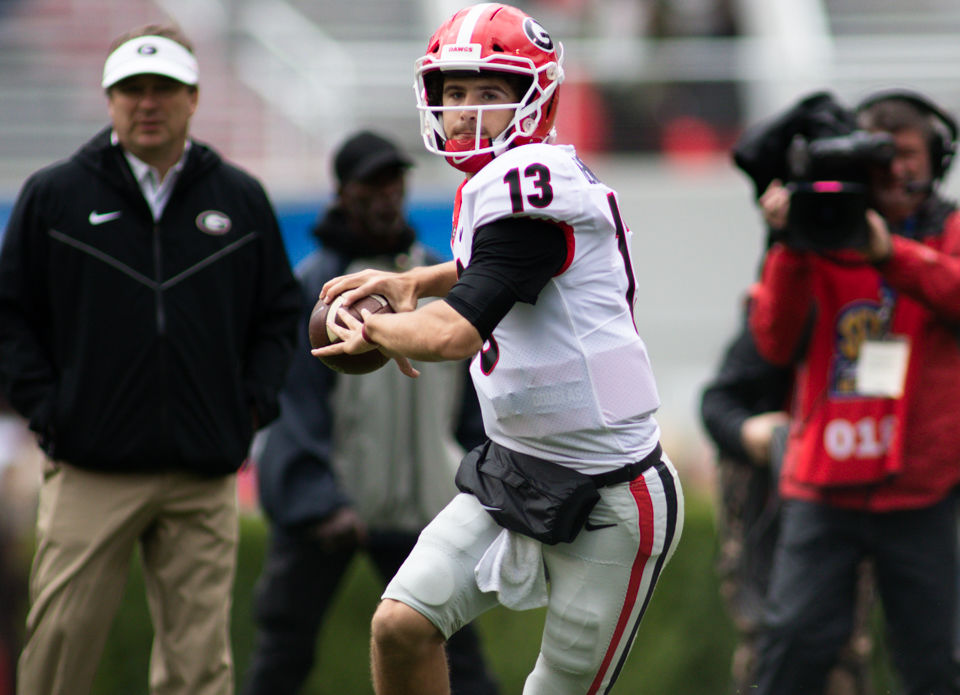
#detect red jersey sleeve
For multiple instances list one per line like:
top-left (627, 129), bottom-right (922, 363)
top-left (748, 244), bottom-right (814, 366)
top-left (879, 213), bottom-right (960, 323)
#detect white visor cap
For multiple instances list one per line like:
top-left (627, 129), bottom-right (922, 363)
top-left (102, 35), bottom-right (198, 89)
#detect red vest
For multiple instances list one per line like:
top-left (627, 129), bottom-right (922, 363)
top-left (784, 253), bottom-right (926, 489)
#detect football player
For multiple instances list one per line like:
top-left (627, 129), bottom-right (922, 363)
top-left (312, 4), bottom-right (684, 693)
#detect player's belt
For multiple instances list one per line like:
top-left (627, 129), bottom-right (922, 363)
top-left (590, 442), bottom-right (663, 488)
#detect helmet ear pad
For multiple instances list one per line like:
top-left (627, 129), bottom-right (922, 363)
top-left (537, 89), bottom-right (561, 141)
top-left (857, 89), bottom-right (958, 180)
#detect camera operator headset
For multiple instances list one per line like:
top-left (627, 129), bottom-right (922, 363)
top-left (857, 90), bottom-right (957, 191)
top-left (855, 89), bottom-right (958, 235)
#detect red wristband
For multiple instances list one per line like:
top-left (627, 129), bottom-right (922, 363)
top-left (361, 324), bottom-right (376, 345)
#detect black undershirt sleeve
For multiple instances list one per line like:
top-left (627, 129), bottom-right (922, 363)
top-left (444, 215), bottom-right (569, 341)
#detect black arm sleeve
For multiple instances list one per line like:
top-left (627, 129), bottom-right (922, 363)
top-left (699, 320), bottom-right (793, 464)
top-left (445, 216), bottom-right (568, 340)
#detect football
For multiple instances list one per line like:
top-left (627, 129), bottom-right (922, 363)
top-left (308, 293), bottom-right (394, 374)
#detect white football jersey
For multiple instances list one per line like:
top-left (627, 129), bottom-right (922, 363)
top-left (452, 143), bottom-right (661, 471)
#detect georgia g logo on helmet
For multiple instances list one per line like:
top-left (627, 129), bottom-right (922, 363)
top-left (523, 17), bottom-right (554, 52)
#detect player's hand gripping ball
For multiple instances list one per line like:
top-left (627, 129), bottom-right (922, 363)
top-left (308, 294), bottom-right (394, 374)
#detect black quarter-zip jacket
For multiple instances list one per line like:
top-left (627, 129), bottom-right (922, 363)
top-left (0, 127), bottom-right (301, 474)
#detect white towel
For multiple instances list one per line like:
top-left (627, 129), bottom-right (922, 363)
top-left (475, 528), bottom-right (549, 610)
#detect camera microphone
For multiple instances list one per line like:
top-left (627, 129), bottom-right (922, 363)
top-left (905, 180), bottom-right (934, 194)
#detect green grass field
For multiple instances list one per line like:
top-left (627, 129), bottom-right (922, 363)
top-left (88, 493), bottom-right (734, 694)
top-left (82, 491), bottom-right (895, 694)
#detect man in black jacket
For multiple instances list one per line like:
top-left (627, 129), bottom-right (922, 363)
top-left (0, 24), bottom-right (300, 695)
top-left (241, 131), bottom-right (499, 695)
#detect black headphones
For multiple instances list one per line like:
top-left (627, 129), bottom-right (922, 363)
top-left (856, 88), bottom-right (958, 180)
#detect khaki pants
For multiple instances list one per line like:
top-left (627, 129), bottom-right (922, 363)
top-left (17, 459), bottom-right (239, 695)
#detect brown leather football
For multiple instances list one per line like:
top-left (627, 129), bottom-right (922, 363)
top-left (308, 293), bottom-right (394, 374)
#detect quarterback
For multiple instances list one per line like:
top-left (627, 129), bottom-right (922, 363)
top-left (313, 4), bottom-right (684, 694)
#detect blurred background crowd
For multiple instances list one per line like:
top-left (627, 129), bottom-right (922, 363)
top-left (2, 0), bottom-right (958, 480)
top-left (1, 0), bottom-right (960, 692)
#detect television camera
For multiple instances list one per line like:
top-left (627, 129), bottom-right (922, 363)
top-left (783, 130), bottom-right (895, 250)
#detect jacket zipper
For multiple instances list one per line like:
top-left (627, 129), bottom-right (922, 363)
top-left (152, 219), bottom-right (173, 458)
top-left (153, 222), bottom-right (166, 334)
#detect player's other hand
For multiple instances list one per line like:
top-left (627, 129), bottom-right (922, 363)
top-left (314, 307), bottom-right (380, 354)
top-left (320, 268), bottom-right (419, 313)
top-left (311, 308), bottom-right (421, 379)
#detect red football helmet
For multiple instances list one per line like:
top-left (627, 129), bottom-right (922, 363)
top-left (415, 3), bottom-right (565, 174)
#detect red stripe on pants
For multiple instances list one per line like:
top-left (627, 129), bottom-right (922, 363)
top-left (587, 474), bottom-right (656, 694)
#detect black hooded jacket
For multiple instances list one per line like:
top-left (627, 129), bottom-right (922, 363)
top-left (0, 127), bottom-right (301, 474)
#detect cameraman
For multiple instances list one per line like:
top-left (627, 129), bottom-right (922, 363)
top-left (747, 91), bottom-right (960, 695)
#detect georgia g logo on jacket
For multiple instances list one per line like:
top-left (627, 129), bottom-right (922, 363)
top-left (196, 210), bottom-right (232, 235)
